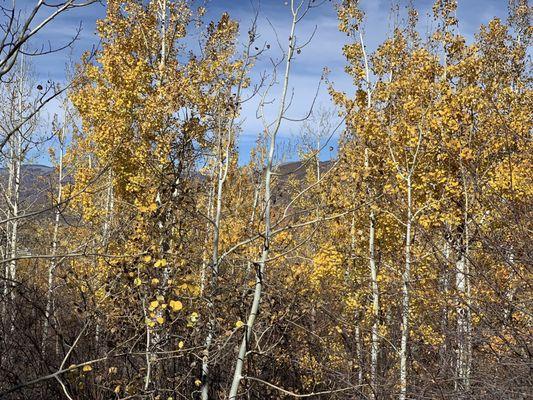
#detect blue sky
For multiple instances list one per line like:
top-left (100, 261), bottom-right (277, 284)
top-left (24, 0), bottom-right (509, 164)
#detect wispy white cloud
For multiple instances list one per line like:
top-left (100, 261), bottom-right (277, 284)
top-left (25, 0), bottom-right (508, 164)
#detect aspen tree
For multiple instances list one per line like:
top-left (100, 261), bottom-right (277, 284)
top-left (70, 0), bottom-right (242, 395)
top-left (228, 1), bottom-right (311, 397)
top-left (335, 2), bottom-right (383, 395)
top-left (0, 54), bottom-right (39, 333)
top-left (42, 103), bottom-right (68, 353)
top-left (201, 15), bottom-right (255, 400)
top-left (0, 1), bottom-right (531, 398)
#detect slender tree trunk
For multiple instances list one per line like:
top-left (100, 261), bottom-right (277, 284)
top-left (2, 143), bottom-right (15, 322)
top-left (349, 209), bottom-right (364, 387)
top-left (354, 312), bottom-right (364, 387)
top-left (200, 183), bottom-right (215, 297)
top-left (6, 144), bottom-right (20, 331)
top-left (142, 2), bottom-right (169, 389)
top-left (95, 169), bottom-right (114, 357)
top-left (101, 169), bottom-right (114, 249)
top-left (359, 29), bottom-right (380, 397)
top-left (201, 23), bottom-right (255, 398)
top-left (228, 6), bottom-right (298, 397)
top-left (315, 138), bottom-right (321, 182)
top-left (142, 298), bottom-right (152, 391)
top-left (399, 175), bottom-right (412, 400)
top-left (504, 247), bottom-right (516, 322)
top-left (455, 243), bottom-right (470, 394)
top-left (6, 77), bottom-right (22, 333)
top-left (455, 177), bottom-right (471, 395)
top-left (201, 148), bottom-right (226, 400)
top-left (42, 125), bottom-right (64, 353)
top-left (440, 238), bottom-right (451, 374)
top-left (369, 209), bottom-right (379, 399)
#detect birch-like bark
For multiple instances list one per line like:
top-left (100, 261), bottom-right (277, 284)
top-left (365, 147), bottom-right (379, 400)
top-left (142, 1), bottom-right (169, 389)
top-left (369, 209), bottom-right (379, 397)
top-left (354, 315), bottom-right (363, 386)
top-left (4, 57), bottom-right (25, 332)
top-left (5, 130), bottom-right (20, 333)
top-left (98, 168), bottom-right (114, 354)
top-left (142, 297), bottom-right (152, 391)
top-left (201, 123), bottom-right (231, 400)
top-left (228, 3), bottom-right (299, 397)
top-left (503, 248), bottom-right (516, 322)
top-left (399, 174), bottom-right (412, 400)
top-left (455, 172), bottom-right (471, 395)
top-left (440, 237), bottom-right (451, 371)
top-left (200, 183), bottom-right (215, 296)
top-left (357, 26), bottom-right (380, 398)
top-left (101, 169), bottom-right (114, 249)
top-left (1, 141), bottom-right (15, 321)
top-left (349, 214), bottom-right (364, 386)
top-left (389, 118), bottom-right (423, 400)
top-left (201, 20), bottom-right (256, 398)
top-left (42, 119), bottom-right (65, 353)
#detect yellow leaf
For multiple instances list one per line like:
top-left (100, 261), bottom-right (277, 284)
top-left (235, 320), bottom-right (244, 328)
top-left (169, 300), bottom-right (183, 312)
top-left (114, 385), bottom-right (120, 394)
top-left (194, 379), bottom-right (202, 387)
top-left (134, 277), bottom-right (142, 286)
top-left (143, 255), bottom-right (152, 262)
top-left (149, 300), bottom-right (159, 311)
top-left (156, 316), bottom-right (165, 324)
top-left (151, 278), bottom-right (159, 285)
top-left (82, 365), bottom-right (92, 372)
top-left (154, 259), bottom-right (168, 268)
top-left (178, 341), bottom-right (184, 349)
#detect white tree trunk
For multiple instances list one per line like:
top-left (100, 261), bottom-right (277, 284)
top-left (201, 21), bottom-right (255, 398)
top-left (200, 183), bottom-right (215, 296)
top-left (359, 29), bottom-right (379, 398)
top-left (349, 214), bottom-right (364, 386)
top-left (6, 71), bottom-right (23, 333)
top-left (503, 248), bottom-right (516, 322)
top-left (399, 175), bottom-right (412, 400)
top-left (455, 180), bottom-right (471, 395)
top-left (7, 140), bottom-right (20, 328)
top-left (101, 169), bottom-right (114, 248)
top-left (228, 4), bottom-right (298, 397)
top-left (1, 52), bottom-right (33, 334)
top-left (201, 153), bottom-right (226, 400)
top-left (42, 124), bottom-right (64, 352)
top-left (369, 209), bottom-right (379, 399)
top-left (440, 238), bottom-right (451, 370)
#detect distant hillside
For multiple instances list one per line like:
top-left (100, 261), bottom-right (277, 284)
top-left (0, 164), bottom-right (56, 215)
top-left (0, 161), bottom-right (334, 215)
top-left (276, 160), bottom-right (333, 180)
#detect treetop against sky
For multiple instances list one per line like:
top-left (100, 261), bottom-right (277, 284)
top-left (25, 0), bottom-right (508, 164)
